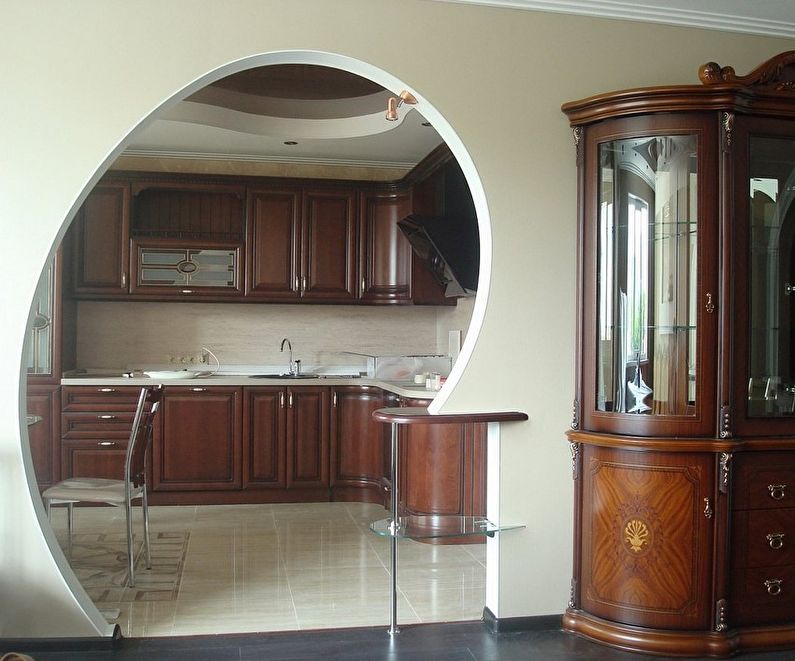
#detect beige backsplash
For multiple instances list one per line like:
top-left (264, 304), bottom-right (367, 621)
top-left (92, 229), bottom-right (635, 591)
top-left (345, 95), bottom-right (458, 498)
top-left (75, 299), bottom-right (473, 371)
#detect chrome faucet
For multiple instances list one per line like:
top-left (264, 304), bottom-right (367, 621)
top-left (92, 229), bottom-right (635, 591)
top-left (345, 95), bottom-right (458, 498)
top-left (280, 338), bottom-right (298, 375)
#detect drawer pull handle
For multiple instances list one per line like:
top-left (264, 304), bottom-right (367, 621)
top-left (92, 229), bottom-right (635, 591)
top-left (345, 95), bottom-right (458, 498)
top-left (767, 533), bottom-right (786, 550)
top-left (97, 388), bottom-right (116, 393)
top-left (191, 388), bottom-right (207, 392)
top-left (97, 415), bottom-right (117, 420)
top-left (97, 441), bottom-right (117, 447)
top-left (764, 579), bottom-right (783, 596)
top-left (768, 484), bottom-right (788, 500)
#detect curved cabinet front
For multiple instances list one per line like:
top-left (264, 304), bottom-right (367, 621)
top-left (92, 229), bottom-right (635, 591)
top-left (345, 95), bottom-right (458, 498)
top-left (577, 443), bottom-right (714, 630)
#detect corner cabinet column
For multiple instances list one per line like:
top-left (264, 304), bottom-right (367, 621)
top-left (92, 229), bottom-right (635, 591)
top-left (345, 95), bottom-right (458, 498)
top-left (562, 51), bottom-right (795, 657)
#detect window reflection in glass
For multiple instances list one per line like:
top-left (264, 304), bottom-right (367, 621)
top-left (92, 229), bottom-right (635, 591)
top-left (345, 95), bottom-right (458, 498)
top-left (596, 135), bottom-right (698, 416)
top-left (748, 136), bottom-right (795, 416)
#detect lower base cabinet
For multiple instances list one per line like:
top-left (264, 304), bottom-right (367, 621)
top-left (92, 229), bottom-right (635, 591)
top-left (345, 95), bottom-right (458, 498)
top-left (566, 435), bottom-right (795, 657)
top-left (59, 383), bottom-right (484, 542)
top-left (330, 386), bottom-right (394, 502)
top-left (152, 386), bottom-right (242, 491)
top-left (26, 385), bottom-right (61, 489)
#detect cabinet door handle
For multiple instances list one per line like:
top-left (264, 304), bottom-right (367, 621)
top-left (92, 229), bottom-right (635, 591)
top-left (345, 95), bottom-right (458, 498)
top-left (705, 292), bottom-right (715, 313)
top-left (97, 415), bottom-right (117, 420)
top-left (294, 275), bottom-right (299, 291)
top-left (121, 272), bottom-right (127, 287)
top-left (97, 441), bottom-right (117, 447)
top-left (97, 388), bottom-right (116, 393)
top-left (279, 392), bottom-right (285, 408)
top-left (191, 387), bottom-right (207, 392)
top-left (767, 533), bottom-right (786, 550)
top-left (769, 484), bottom-right (788, 500)
top-left (703, 497), bottom-right (713, 519)
top-left (181, 289), bottom-right (193, 294)
top-left (764, 578), bottom-right (783, 596)
top-left (288, 392), bottom-right (294, 408)
top-left (332, 392), bottom-right (337, 407)
top-left (361, 276), bottom-right (366, 292)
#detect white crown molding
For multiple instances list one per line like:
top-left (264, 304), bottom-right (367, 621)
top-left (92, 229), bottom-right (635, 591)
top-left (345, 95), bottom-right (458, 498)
top-left (120, 149), bottom-right (416, 170)
top-left (433, 0), bottom-right (795, 39)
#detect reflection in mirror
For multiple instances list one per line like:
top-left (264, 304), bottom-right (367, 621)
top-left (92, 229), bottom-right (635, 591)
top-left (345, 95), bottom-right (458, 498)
top-left (596, 135), bottom-right (698, 416)
top-left (748, 136), bottom-right (795, 416)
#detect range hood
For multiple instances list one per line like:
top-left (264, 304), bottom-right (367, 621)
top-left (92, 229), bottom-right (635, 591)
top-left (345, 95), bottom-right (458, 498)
top-left (398, 215), bottom-right (478, 297)
top-left (398, 159), bottom-right (479, 297)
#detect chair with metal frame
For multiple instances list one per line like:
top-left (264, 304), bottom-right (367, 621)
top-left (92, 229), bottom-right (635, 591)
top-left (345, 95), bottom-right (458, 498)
top-left (42, 385), bottom-right (163, 586)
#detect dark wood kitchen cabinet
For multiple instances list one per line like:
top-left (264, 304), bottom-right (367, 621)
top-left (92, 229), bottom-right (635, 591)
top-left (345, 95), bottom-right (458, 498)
top-left (69, 182), bottom-right (130, 296)
top-left (60, 386), bottom-right (141, 481)
top-left (301, 189), bottom-right (358, 301)
top-left (153, 386), bottom-right (242, 491)
top-left (246, 188), bottom-right (301, 299)
top-left (246, 186), bottom-right (357, 302)
top-left (359, 191), bottom-right (412, 303)
top-left (26, 385), bottom-right (60, 488)
top-left (330, 386), bottom-right (391, 501)
top-left (244, 386), bottom-right (330, 492)
top-left (243, 387), bottom-right (287, 488)
top-left (398, 397), bottom-right (486, 522)
top-left (563, 52), bottom-right (795, 656)
top-left (287, 386), bottom-right (330, 488)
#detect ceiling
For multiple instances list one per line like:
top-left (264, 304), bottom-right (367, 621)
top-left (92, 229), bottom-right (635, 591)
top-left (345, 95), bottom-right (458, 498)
top-left (124, 1), bottom-right (795, 171)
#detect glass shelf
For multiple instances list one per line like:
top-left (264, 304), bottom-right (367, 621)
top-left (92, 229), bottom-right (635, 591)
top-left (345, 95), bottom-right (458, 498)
top-left (370, 515), bottom-right (524, 539)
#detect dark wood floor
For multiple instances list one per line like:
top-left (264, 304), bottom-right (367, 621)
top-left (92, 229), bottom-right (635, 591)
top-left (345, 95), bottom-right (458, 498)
top-left (7, 621), bottom-right (795, 660)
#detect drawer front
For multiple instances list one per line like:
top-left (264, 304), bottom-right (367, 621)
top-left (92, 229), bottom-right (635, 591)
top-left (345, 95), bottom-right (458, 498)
top-left (60, 439), bottom-right (128, 480)
top-left (732, 509), bottom-right (795, 568)
top-left (61, 412), bottom-right (136, 439)
top-left (62, 386), bottom-right (142, 412)
top-left (730, 564), bottom-right (795, 626)
top-left (733, 452), bottom-right (795, 510)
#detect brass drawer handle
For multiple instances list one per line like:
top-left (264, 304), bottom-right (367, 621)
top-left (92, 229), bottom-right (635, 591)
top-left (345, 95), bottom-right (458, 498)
top-left (703, 497), bottom-right (713, 519)
top-left (767, 533), bottom-right (786, 550)
top-left (97, 415), bottom-right (117, 420)
top-left (768, 484), bottom-right (788, 500)
top-left (97, 388), bottom-right (116, 393)
top-left (764, 579), bottom-right (783, 596)
top-left (191, 387), bottom-right (207, 392)
top-left (97, 441), bottom-right (117, 447)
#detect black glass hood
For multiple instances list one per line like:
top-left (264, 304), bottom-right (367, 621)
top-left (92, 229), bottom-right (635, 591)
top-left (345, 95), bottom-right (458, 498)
top-left (398, 215), bottom-right (478, 297)
top-left (398, 159), bottom-right (479, 297)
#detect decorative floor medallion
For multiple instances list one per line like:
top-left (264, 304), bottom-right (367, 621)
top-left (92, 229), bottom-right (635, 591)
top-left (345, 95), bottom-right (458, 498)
top-left (56, 531), bottom-right (189, 602)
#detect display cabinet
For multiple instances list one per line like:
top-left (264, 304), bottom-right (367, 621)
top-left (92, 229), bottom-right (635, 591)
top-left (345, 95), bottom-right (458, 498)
top-left (563, 52), bottom-right (795, 657)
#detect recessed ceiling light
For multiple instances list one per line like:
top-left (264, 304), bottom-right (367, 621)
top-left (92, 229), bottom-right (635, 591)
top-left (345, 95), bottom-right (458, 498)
top-left (284, 140), bottom-right (298, 145)
top-left (421, 122), bottom-right (431, 127)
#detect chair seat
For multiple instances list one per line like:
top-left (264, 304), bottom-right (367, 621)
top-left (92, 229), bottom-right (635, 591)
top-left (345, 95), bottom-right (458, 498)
top-left (42, 478), bottom-right (142, 504)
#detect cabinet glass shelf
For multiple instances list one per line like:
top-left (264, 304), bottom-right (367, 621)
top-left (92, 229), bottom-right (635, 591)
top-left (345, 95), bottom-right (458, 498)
top-left (370, 515), bottom-right (524, 539)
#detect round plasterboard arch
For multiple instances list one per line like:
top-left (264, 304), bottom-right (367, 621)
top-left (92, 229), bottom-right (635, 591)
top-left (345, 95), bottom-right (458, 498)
top-left (20, 49), bottom-right (491, 636)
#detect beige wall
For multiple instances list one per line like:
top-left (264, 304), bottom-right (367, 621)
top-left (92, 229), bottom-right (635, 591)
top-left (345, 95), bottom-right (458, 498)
top-left (1, 0), bottom-right (791, 639)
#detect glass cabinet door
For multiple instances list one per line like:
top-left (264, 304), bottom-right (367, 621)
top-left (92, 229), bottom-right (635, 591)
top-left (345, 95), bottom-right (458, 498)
top-left (24, 258), bottom-right (54, 376)
top-left (741, 122), bottom-right (795, 428)
top-left (583, 116), bottom-right (718, 436)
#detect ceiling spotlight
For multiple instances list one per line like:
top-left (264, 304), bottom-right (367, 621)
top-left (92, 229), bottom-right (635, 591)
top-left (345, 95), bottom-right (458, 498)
top-left (385, 90), bottom-right (417, 121)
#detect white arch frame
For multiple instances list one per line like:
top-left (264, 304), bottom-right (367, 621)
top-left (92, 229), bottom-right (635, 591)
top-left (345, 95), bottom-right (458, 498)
top-left (17, 49), bottom-right (493, 638)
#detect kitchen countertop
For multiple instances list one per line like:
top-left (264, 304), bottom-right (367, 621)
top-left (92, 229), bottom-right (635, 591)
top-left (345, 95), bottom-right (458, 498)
top-left (60, 374), bottom-right (438, 400)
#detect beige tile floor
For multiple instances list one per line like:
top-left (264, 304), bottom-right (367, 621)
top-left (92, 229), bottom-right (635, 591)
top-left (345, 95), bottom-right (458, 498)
top-left (49, 502), bottom-right (486, 637)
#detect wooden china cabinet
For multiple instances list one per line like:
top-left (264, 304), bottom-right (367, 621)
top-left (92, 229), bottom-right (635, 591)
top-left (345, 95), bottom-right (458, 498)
top-left (563, 52), bottom-right (795, 657)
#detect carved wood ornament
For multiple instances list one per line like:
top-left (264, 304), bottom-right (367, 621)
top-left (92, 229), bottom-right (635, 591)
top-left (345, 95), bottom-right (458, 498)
top-left (699, 52), bottom-right (795, 92)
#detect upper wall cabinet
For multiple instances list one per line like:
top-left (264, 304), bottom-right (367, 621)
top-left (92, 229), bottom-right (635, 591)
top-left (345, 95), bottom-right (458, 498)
top-left (70, 182), bottom-right (130, 296)
top-left (129, 182), bottom-right (245, 299)
top-left (64, 160), bottom-right (464, 306)
top-left (359, 190), bottom-right (413, 303)
top-left (301, 188), bottom-right (358, 301)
